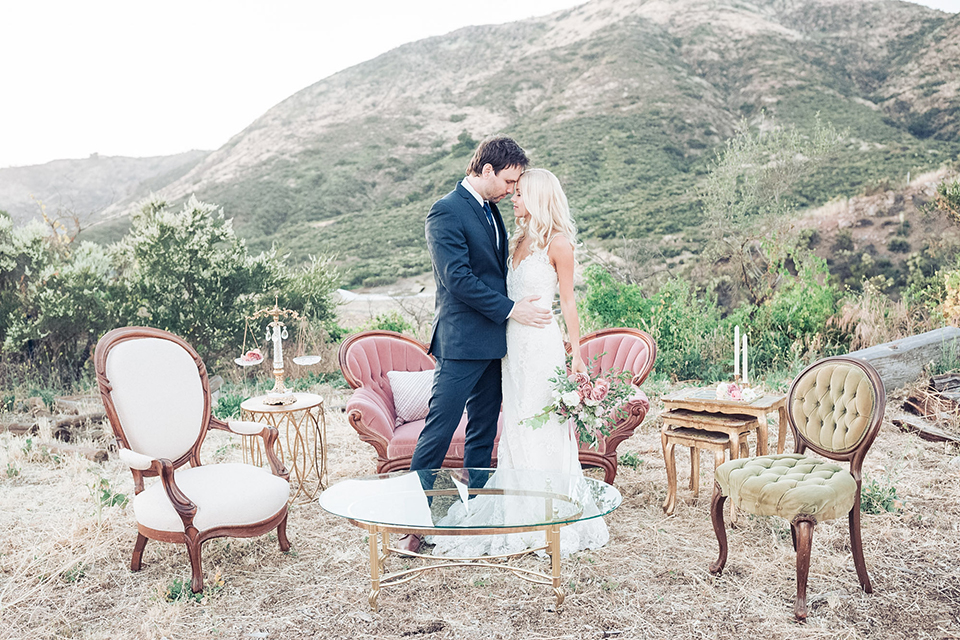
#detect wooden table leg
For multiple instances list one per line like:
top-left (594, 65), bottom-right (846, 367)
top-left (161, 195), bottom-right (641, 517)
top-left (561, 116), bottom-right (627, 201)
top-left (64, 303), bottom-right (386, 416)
top-left (690, 445), bottom-right (700, 495)
top-left (756, 412), bottom-right (769, 456)
top-left (547, 526), bottom-right (565, 609)
top-left (662, 429), bottom-right (678, 515)
top-left (729, 430), bottom-right (743, 460)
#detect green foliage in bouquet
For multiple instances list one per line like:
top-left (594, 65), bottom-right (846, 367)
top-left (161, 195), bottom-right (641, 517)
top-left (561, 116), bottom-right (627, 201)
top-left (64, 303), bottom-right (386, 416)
top-left (522, 353), bottom-right (635, 449)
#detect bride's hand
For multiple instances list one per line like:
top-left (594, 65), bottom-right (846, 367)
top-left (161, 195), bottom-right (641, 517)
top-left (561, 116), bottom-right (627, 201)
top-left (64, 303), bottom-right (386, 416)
top-left (570, 354), bottom-right (588, 375)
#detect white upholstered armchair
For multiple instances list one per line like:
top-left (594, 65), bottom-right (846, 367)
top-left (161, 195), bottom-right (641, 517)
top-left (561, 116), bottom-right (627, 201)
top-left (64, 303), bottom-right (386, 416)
top-left (95, 326), bottom-right (291, 593)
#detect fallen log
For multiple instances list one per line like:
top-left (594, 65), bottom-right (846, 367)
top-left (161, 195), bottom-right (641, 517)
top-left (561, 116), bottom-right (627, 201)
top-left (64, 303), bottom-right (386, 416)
top-left (892, 418), bottom-right (960, 444)
top-left (930, 373), bottom-right (960, 393)
top-left (847, 327), bottom-right (960, 393)
top-left (53, 395), bottom-right (103, 415)
top-left (1, 420), bottom-right (37, 435)
top-left (41, 441), bottom-right (109, 463)
top-left (52, 411), bottom-right (107, 442)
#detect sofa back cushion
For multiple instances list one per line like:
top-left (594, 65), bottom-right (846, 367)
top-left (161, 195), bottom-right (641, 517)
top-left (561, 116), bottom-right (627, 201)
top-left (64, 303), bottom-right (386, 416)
top-left (340, 332), bottom-right (435, 416)
top-left (580, 331), bottom-right (654, 386)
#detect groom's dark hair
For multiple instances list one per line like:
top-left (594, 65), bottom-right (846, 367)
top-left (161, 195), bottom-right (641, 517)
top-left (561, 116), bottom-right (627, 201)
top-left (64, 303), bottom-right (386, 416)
top-left (467, 135), bottom-right (529, 176)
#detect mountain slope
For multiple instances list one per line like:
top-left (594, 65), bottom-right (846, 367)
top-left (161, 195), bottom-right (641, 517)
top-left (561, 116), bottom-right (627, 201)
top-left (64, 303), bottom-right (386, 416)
top-left (0, 151), bottom-right (209, 225)
top-left (72, 0), bottom-right (960, 284)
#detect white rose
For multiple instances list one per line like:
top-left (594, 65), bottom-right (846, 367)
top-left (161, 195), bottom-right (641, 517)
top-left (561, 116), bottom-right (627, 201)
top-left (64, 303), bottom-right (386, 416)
top-left (561, 391), bottom-right (582, 407)
top-left (584, 397), bottom-right (599, 407)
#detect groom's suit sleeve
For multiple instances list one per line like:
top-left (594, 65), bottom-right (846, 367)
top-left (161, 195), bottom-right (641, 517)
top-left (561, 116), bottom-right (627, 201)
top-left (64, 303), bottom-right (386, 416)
top-left (426, 201), bottom-right (514, 324)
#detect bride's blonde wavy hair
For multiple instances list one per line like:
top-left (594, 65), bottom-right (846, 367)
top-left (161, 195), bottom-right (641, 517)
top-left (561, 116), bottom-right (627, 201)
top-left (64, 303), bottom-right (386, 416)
top-left (509, 168), bottom-right (577, 255)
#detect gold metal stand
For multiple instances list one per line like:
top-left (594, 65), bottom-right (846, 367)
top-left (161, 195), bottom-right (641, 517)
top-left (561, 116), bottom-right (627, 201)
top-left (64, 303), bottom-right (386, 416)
top-left (347, 484), bottom-right (573, 611)
top-left (240, 392), bottom-right (327, 502)
top-left (360, 523), bottom-right (566, 611)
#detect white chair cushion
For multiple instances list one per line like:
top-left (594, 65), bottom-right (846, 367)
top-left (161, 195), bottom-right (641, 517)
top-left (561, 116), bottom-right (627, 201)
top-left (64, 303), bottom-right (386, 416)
top-left (132, 464), bottom-right (289, 532)
top-left (106, 337), bottom-right (206, 461)
top-left (387, 369), bottom-right (433, 427)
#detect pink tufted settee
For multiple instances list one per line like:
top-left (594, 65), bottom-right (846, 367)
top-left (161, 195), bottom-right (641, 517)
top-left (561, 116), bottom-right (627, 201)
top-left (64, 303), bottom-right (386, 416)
top-left (338, 327), bottom-right (656, 484)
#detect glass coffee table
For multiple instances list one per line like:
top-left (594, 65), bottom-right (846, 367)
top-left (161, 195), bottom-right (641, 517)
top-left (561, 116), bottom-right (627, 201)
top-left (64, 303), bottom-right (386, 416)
top-left (319, 468), bottom-right (621, 610)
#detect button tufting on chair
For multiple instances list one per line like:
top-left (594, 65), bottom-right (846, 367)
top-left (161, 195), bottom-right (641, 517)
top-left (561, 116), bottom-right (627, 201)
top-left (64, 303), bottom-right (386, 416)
top-left (707, 356), bottom-right (885, 622)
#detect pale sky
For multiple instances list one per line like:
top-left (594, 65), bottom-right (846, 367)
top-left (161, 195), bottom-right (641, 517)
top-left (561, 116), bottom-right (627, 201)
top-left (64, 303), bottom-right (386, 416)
top-left (0, 0), bottom-right (956, 169)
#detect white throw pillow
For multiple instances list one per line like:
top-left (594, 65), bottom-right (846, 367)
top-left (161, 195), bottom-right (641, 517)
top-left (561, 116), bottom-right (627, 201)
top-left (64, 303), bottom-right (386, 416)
top-left (386, 369), bottom-right (434, 427)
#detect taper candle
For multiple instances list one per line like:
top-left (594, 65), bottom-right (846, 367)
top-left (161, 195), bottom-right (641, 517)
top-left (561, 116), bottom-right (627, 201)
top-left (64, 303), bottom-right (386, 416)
top-left (734, 325), bottom-right (740, 378)
top-left (742, 334), bottom-right (748, 385)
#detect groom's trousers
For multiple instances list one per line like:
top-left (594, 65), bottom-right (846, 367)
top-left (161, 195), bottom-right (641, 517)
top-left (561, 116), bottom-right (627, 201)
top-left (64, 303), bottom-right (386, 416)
top-left (410, 357), bottom-right (502, 474)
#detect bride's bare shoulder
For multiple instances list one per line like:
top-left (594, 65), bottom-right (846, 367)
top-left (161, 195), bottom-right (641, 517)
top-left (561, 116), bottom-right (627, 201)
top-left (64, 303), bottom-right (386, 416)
top-left (546, 234), bottom-right (573, 259)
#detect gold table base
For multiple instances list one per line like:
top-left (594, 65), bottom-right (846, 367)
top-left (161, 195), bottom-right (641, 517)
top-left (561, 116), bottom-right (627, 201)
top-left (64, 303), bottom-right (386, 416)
top-left (240, 393), bottom-right (326, 503)
top-left (357, 522), bottom-right (565, 612)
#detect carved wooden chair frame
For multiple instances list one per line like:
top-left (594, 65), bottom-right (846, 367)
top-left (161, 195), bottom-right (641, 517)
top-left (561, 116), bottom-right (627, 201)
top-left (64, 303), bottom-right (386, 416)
top-left (708, 355), bottom-right (886, 620)
top-left (95, 326), bottom-right (291, 593)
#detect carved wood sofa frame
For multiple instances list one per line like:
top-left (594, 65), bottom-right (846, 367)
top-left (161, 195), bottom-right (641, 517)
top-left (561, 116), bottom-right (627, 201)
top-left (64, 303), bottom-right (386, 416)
top-left (338, 327), bottom-right (656, 484)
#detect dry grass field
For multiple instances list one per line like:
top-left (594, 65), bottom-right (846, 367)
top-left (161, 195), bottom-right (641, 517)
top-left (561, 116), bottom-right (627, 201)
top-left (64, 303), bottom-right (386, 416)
top-left (1, 383), bottom-right (958, 640)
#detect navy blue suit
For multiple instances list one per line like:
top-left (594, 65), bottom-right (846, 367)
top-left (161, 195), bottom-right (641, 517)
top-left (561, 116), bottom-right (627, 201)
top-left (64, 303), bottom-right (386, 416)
top-left (410, 181), bottom-right (514, 472)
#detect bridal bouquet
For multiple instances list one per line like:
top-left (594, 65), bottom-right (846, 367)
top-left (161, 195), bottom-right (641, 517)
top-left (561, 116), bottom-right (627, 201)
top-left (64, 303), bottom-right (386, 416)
top-left (522, 355), bottom-right (635, 449)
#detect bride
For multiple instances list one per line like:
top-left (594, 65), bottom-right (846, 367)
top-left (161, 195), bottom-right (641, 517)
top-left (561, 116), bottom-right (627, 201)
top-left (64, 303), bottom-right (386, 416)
top-left (431, 168), bottom-right (609, 558)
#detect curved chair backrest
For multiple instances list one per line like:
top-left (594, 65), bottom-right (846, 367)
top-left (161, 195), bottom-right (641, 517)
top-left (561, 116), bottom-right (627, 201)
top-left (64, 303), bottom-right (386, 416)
top-left (338, 330), bottom-right (435, 398)
top-left (577, 328), bottom-right (657, 387)
top-left (786, 356), bottom-right (885, 469)
top-left (95, 327), bottom-right (211, 476)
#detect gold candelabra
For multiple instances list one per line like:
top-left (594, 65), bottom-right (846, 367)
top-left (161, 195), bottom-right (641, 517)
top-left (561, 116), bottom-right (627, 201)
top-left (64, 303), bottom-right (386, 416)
top-left (251, 301), bottom-right (301, 405)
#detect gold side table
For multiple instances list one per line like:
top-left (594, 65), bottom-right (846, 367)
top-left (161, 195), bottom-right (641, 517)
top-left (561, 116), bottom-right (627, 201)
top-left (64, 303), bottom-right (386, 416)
top-left (240, 392), bottom-right (326, 503)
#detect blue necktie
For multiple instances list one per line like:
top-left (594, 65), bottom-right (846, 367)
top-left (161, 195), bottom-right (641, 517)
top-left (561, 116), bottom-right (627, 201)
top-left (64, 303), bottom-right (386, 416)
top-left (483, 201), bottom-right (499, 249)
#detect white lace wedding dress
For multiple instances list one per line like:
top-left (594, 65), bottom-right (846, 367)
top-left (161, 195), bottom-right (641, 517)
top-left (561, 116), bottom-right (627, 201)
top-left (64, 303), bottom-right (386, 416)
top-left (430, 242), bottom-right (609, 558)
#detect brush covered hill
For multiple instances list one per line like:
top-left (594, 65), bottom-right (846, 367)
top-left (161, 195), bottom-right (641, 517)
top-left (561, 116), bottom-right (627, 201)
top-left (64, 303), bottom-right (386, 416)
top-left (83, 0), bottom-right (960, 286)
top-left (0, 151), bottom-right (209, 225)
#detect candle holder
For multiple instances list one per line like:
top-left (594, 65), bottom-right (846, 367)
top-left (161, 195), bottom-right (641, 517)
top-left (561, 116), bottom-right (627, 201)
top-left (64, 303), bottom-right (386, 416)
top-left (237, 300), bottom-right (321, 406)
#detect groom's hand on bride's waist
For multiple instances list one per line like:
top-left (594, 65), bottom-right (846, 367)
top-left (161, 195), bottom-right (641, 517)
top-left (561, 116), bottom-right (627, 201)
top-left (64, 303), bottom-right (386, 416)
top-left (508, 295), bottom-right (552, 328)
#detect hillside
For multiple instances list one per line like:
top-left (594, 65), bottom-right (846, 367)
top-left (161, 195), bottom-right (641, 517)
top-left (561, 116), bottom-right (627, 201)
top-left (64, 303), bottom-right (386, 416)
top-left (0, 151), bottom-right (209, 225)
top-left (21, 0), bottom-right (960, 286)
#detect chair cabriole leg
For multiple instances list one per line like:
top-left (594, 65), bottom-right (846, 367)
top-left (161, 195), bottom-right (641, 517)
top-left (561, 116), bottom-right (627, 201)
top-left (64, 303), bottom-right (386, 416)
top-left (131, 533), bottom-right (148, 571)
top-left (793, 515), bottom-right (816, 622)
top-left (185, 530), bottom-right (204, 594)
top-left (708, 482), bottom-right (727, 575)
top-left (848, 502), bottom-right (872, 593)
top-left (278, 513), bottom-right (291, 552)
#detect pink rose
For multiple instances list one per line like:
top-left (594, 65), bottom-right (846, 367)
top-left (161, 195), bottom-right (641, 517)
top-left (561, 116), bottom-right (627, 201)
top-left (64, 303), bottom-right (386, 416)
top-left (574, 372), bottom-right (593, 401)
top-left (728, 384), bottom-right (742, 401)
top-left (591, 378), bottom-right (610, 402)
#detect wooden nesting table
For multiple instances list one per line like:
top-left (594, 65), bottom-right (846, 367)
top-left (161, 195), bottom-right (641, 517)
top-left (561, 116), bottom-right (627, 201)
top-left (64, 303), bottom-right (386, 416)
top-left (661, 387), bottom-right (789, 455)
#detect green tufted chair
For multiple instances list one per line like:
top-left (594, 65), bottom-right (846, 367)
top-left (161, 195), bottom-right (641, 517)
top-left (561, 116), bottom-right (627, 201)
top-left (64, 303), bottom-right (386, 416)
top-left (707, 356), bottom-right (885, 621)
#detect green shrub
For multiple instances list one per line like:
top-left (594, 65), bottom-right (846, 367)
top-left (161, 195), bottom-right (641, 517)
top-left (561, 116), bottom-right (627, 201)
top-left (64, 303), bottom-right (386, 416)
top-left (0, 196), bottom-right (341, 387)
top-left (887, 238), bottom-right (910, 253)
top-left (860, 476), bottom-right (902, 514)
top-left (215, 393), bottom-right (245, 420)
top-left (582, 265), bottom-right (725, 380)
top-left (363, 310), bottom-right (414, 335)
top-left (733, 255), bottom-right (848, 371)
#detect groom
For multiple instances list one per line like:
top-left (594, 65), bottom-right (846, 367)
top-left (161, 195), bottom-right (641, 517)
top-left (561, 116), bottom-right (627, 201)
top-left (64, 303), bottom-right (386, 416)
top-left (402, 137), bottom-right (550, 550)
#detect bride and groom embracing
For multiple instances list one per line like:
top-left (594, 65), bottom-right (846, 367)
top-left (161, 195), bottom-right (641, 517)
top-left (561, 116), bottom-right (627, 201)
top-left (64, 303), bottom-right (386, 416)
top-left (400, 136), bottom-right (609, 557)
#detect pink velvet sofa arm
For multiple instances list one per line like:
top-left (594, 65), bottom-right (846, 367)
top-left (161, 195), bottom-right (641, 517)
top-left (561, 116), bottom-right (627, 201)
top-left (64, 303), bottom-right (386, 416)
top-left (345, 387), bottom-right (397, 461)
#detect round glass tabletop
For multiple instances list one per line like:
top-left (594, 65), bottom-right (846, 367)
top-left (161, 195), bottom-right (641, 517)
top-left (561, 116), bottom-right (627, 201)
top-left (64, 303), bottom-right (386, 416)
top-left (319, 468), bottom-right (622, 531)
